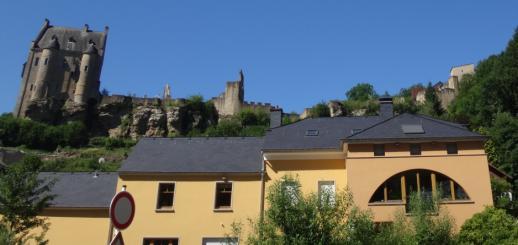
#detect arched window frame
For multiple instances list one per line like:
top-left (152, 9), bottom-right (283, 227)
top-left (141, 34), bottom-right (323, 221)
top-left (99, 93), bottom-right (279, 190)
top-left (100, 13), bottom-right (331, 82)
top-left (368, 169), bottom-right (470, 204)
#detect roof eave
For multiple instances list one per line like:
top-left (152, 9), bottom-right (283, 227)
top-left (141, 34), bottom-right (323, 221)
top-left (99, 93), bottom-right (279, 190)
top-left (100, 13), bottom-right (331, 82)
top-left (344, 136), bottom-right (488, 144)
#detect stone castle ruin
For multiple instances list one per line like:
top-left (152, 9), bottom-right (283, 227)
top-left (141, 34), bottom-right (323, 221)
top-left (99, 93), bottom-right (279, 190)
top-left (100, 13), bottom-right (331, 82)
top-left (14, 19), bottom-right (108, 122)
top-left (434, 64), bottom-right (475, 109)
top-left (212, 70), bottom-right (276, 117)
top-left (13, 20), bottom-right (279, 138)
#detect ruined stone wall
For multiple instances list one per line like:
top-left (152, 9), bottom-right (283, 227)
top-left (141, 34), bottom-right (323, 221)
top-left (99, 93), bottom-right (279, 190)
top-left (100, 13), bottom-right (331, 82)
top-left (438, 88), bottom-right (456, 110)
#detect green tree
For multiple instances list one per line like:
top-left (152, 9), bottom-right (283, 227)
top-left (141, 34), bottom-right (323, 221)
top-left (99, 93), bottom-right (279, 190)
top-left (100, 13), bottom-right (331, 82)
top-left (422, 82), bottom-right (444, 117)
top-left (458, 207), bottom-right (518, 245)
top-left (449, 28), bottom-right (518, 127)
top-left (0, 156), bottom-right (54, 244)
top-left (346, 83), bottom-right (378, 101)
top-left (309, 102), bottom-right (330, 118)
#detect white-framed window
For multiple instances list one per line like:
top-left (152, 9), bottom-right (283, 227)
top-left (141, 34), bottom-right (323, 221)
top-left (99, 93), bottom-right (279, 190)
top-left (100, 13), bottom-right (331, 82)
top-left (318, 180), bottom-right (336, 204)
top-left (156, 182), bottom-right (175, 210)
top-left (214, 182), bottom-right (233, 210)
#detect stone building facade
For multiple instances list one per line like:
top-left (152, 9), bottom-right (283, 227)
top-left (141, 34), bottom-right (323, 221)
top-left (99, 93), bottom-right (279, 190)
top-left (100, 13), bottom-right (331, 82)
top-left (435, 64), bottom-right (475, 109)
top-left (13, 19), bottom-right (108, 119)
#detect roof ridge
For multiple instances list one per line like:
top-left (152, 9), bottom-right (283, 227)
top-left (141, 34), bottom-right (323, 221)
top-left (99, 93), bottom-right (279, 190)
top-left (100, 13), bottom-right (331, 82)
top-left (414, 114), bottom-right (474, 132)
top-left (345, 113), bottom-right (402, 139)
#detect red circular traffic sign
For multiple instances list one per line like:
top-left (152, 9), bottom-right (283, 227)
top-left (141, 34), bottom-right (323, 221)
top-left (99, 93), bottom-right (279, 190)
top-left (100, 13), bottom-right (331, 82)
top-left (109, 191), bottom-right (135, 230)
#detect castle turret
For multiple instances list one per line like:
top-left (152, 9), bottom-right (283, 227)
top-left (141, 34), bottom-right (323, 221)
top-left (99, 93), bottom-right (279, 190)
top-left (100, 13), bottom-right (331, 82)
top-left (74, 43), bottom-right (99, 104)
top-left (30, 37), bottom-right (59, 100)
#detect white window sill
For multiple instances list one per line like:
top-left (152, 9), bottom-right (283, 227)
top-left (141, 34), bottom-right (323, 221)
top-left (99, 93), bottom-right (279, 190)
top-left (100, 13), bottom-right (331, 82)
top-left (368, 201), bottom-right (404, 206)
top-left (155, 208), bottom-right (175, 213)
top-left (213, 208), bottom-right (233, 213)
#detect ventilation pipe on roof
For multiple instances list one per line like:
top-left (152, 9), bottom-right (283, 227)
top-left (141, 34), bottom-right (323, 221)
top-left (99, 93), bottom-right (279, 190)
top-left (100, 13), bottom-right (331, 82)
top-left (270, 108), bottom-right (283, 128)
top-left (379, 96), bottom-right (393, 118)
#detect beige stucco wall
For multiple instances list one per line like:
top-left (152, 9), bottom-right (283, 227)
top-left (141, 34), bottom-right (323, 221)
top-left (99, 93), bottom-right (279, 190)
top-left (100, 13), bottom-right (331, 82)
top-left (265, 159), bottom-right (347, 195)
top-left (347, 141), bottom-right (493, 227)
top-left (116, 174), bottom-right (262, 244)
top-left (29, 209), bottom-right (110, 245)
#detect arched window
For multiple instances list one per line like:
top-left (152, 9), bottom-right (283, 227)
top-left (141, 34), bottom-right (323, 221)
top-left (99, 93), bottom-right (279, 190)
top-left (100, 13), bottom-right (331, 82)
top-left (369, 169), bottom-right (469, 203)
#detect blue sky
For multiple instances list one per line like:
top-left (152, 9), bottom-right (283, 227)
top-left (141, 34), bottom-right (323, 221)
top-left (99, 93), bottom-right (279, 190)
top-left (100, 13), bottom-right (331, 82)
top-left (1, 1), bottom-right (517, 114)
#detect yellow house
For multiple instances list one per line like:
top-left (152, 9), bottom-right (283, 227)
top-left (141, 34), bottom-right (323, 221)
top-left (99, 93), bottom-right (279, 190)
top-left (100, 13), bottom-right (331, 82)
top-left (36, 97), bottom-right (493, 244)
top-left (33, 172), bottom-right (117, 244)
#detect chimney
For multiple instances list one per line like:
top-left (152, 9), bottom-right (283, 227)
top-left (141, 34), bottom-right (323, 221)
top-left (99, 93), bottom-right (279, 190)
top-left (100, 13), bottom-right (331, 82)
top-left (270, 108), bottom-right (283, 128)
top-left (379, 96), bottom-right (393, 118)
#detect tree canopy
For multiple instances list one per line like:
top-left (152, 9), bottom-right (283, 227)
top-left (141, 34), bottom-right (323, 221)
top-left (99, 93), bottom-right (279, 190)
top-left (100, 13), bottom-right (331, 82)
top-left (346, 83), bottom-right (378, 101)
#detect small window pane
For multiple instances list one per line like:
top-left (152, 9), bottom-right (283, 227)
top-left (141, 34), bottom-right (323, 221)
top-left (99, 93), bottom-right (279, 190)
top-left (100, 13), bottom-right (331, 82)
top-left (386, 176), bottom-right (402, 201)
top-left (446, 143), bottom-right (458, 154)
top-left (156, 183), bottom-right (175, 209)
top-left (374, 144), bottom-right (385, 156)
top-left (44, 58), bottom-right (48, 65)
top-left (454, 183), bottom-right (469, 200)
top-left (419, 171), bottom-right (433, 198)
top-left (34, 58), bottom-right (39, 66)
top-left (436, 174), bottom-right (453, 200)
top-left (215, 182), bottom-right (232, 209)
top-left (369, 185), bottom-right (385, 203)
top-left (409, 144), bottom-right (421, 155)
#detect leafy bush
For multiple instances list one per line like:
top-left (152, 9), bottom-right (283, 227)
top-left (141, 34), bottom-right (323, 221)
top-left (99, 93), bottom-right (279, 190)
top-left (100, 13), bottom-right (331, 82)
top-left (458, 207), bottom-right (518, 244)
top-left (0, 114), bottom-right (89, 151)
top-left (245, 175), bottom-right (377, 245)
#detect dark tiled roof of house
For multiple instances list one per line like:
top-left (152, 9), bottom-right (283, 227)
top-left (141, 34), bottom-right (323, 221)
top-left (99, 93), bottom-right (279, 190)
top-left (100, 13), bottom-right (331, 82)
top-left (119, 137), bottom-right (264, 174)
top-left (346, 113), bottom-right (485, 142)
top-left (39, 172), bottom-right (117, 208)
top-left (262, 116), bottom-right (383, 151)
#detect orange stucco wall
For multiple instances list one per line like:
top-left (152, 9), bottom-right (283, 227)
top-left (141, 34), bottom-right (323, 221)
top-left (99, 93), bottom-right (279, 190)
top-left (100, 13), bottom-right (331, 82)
top-left (265, 159), bottom-right (347, 195)
top-left (115, 174), bottom-right (262, 244)
top-left (347, 141), bottom-right (493, 227)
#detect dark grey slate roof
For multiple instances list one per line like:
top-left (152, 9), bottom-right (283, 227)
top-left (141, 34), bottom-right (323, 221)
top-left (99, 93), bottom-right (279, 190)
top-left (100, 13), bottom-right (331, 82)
top-left (346, 113), bottom-right (485, 142)
top-left (36, 25), bottom-right (107, 55)
top-left (263, 116), bottom-right (383, 151)
top-left (44, 38), bottom-right (60, 49)
top-left (119, 137), bottom-right (264, 173)
top-left (39, 172), bottom-right (117, 208)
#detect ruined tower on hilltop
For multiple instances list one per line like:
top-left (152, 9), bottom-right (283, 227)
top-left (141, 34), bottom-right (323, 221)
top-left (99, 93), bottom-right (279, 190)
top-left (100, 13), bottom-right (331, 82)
top-left (212, 70), bottom-right (278, 117)
top-left (14, 19), bottom-right (108, 119)
top-left (212, 70), bottom-right (245, 116)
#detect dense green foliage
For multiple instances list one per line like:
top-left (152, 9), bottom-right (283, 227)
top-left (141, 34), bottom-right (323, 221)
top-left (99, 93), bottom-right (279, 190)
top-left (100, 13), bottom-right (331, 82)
top-left (309, 102), bottom-right (331, 118)
top-left (239, 176), bottom-right (461, 245)
top-left (0, 114), bottom-right (88, 151)
top-left (0, 156), bottom-right (54, 244)
top-left (458, 207), bottom-right (518, 244)
top-left (448, 28), bottom-right (518, 216)
top-left (346, 83), bottom-right (378, 101)
top-left (203, 108), bottom-right (270, 137)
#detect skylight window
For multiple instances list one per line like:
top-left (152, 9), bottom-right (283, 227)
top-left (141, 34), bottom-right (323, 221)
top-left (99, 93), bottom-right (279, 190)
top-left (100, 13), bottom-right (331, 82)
top-left (401, 124), bottom-right (425, 134)
top-left (305, 130), bottom-right (319, 136)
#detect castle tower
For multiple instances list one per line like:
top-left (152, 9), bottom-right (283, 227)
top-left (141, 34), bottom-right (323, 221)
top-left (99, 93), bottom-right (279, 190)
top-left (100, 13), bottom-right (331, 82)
top-left (74, 43), bottom-right (100, 104)
top-left (163, 83), bottom-right (172, 100)
top-left (211, 70), bottom-right (245, 116)
top-left (30, 37), bottom-right (60, 100)
top-left (14, 19), bottom-right (108, 118)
